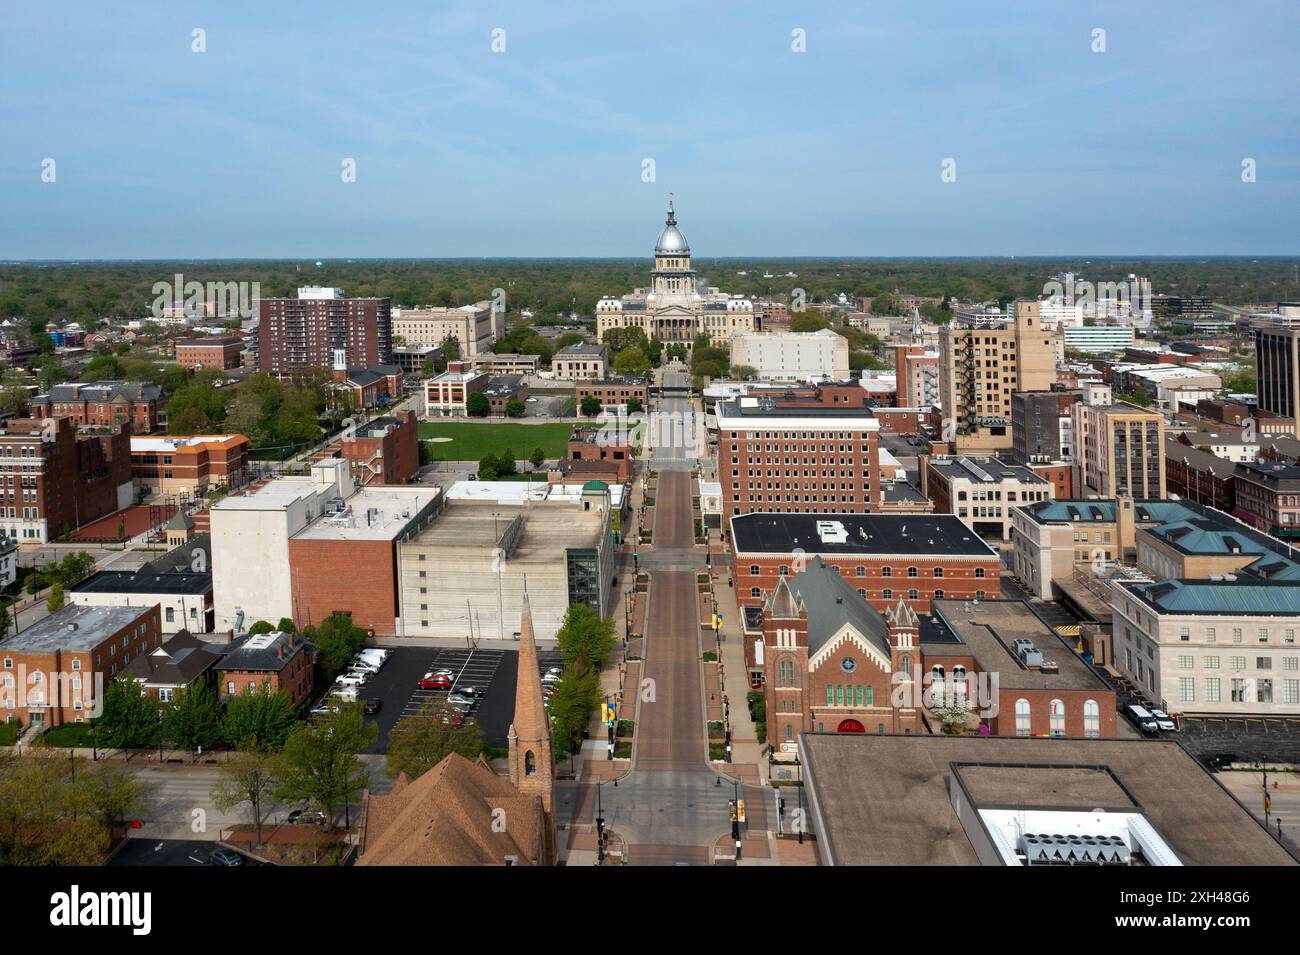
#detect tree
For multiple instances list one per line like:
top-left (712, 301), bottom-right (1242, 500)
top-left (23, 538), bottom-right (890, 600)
top-left (789, 311), bottom-right (831, 333)
top-left (505, 399), bottom-right (526, 418)
top-left (49, 551), bottom-right (95, 587)
top-left (547, 657), bottom-right (601, 758)
top-left (554, 603), bottom-right (616, 669)
top-left (731, 365), bottom-right (758, 382)
top-left (276, 617), bottom-right (296, 634)
top-left (275, 702), bottom-right (376, 827)
top-left (478, 453), bottom-right (498, 480)
top-left (496, 448), bottom-right (517, 476)
top-left (580, 396), bottom-right (602, 418)
top-left (309, 611), bottom-right (367, 676)
top-left (385, 701), bottom-right (484, 780)
top-left (95, 677), bottom-right (160, 750)
top-left (529, 447), bottom-right (546, 470)
top-left (440, 335), bottom-right (461, 363)
top-left (24, 573), bottom-right (43, 598)
top-left (81, 760), bottom-right (147, 836)
top-left (221, 683), bottom-right (297, 750)
top-left (933, 697), bottom-right (974, 734)
top-left (555, 332), bottom-right (585, 349)
top-left (162, 682), bottom-right (224, 751)
top-left (45, 582), bottom-right (64, 614)
top-left (626, 396), bottom-right (643, 414)
top-left (0, 752), bottom-right (109, 865)
top-left (247, 620), bottom-right (274, 635)
top-left (211, 749), bottom-right (281, 847)
top-left (613, 346), bottom-right (651, 378)
top-left (466, 392), bottom-right (490, 417)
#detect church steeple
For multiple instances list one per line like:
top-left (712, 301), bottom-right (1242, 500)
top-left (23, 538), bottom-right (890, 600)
top-left (508, 593), bottom-right (554, 816)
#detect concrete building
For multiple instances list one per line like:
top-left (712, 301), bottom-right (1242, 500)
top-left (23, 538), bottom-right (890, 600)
top-left (728, 329), bottom-right (849, 382)
top-left (391, 302), bottom-right (500, 355)
top-left (714, 397), bottom-right (882, 524)
top-left (1254, 323), bottom-right (1300, 438)
top-left (130, 434), bottom-right (249, 498)
top-left (424, 361), bottom-right (487, 417)
top-left (397, 483), bottom-right (616, 641)
top-left (69, 569), bottom-right (213, 634)
top-left (1072, 399), bottom-right (1166, 499)
top-left (922, 455), bottom-right (1055, 541)
top-left (0, 417), bottom-right (134, 544)
top-left (1009, 389), bottom-right (1079, 468)
top-left (799, 734), bottom-right (1294, 866)
top-left (210, 463), bottom-right (441, 635)
top-left (1111, 363), bottom-right (1222, 409)
top-left (30, 380), bottom-right (163, 434)
top-left (251, 287), bottom-right (392, 376)
top-left (1111, 578), bottom-right (1300, 716)
top-left (174, 336), bottom-right (244, 371)
top-left (1062, 324), bottom-right (1136, 353)
top-left (471, 353), bottom-right (540, 377)
top-left (938, 300), bottom-right (1057, 453)
top-left (595, 199), bottom-right (756, 348)
top-left (0, 534), bottom-right (15, 588)
top-left (550, 343), bottom-right (608, 382)
top-left (0, 604), bottom-right (162, 730)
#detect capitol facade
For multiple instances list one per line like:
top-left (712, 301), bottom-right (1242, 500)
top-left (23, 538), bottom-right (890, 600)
top-left (596, 199), bottom-right (755, 347)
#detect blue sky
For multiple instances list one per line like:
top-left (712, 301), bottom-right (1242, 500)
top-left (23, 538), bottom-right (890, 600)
top-left (1, 1), bottom-right (1297, 258)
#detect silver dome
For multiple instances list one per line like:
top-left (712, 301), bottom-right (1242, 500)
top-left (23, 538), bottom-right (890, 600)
top-left (654, 198), bottom-right (690, 254)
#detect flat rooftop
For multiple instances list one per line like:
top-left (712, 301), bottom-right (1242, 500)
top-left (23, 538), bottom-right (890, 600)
top-left (130, 434), bottom-right (245, 452)
top-left (924, 598), bottom-right (1109, 691)
top-left (730, 513), bottom-right (998, 559)
top-left (406, 499), bottom-right (605, 559)
top-left (70, 570), bottom-right (212, 596)
top-left (928, 456), bottom-right (1047, 485)
top-left (293, 486), bottom-right (441, 542)
top-left (800, 734), bottom-right (1296, 867)
top-left (4, 604), bottom-right (155, 653)
top-left (444, 480), bottom-right (624, 508)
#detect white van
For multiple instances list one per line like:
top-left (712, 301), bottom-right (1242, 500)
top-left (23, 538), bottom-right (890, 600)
top-left (1128, 704), bottom-right (1159, 734)
top-left (1149, 708), bottom-right (1177, 732)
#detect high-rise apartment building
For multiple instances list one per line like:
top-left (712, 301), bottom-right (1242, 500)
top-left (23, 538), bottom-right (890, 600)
top-left (938, 300), bottom-right (1057, 453)
top-left (251, 287), bottom-right (392, 376)
top-left (714, 397), bottom-right (881, 525)
top-left (1072, 399), bottom-right (1166, 499)
top-left (1253, 323), bottom-right (1300, 437)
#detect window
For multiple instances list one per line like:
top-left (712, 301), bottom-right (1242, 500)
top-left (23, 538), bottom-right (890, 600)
top-left (881, 566), bottom-right (892, 577)
top-left (855, 566), bottom-right (865, 577)
top-left (975, 567), bottom-right (986, 579)
top-left (1257, 680), bottom-right (1273, 704)
top-left (907, 566), bottom-right (918, 578)
top-left (1257, 657), bottom-right (1273, 670)
top-left (1204, 655), bottom-right (1219, 669)
top-left (1205, 678), bottom-right (1221, 703)
top-left (1206, 627), bottom-right (1216, 643)
top-left (933, 567), bottom-right (944, 578)
top-left (1179, 677), bottom-right (1195, 702)
top-left (1231, 656), bottom-right (1246, 671)
top-left (159, 688), bottom-right (174, 703)
top-left (1178, 626), bottom-right (1190, 641)
top-left (826, 686), bottom-right (833, 706)
top-left (1015, 699), bottom-right (1031, 736)
top-left (1285, 680), bottom-right (1300, 705)
top-left (226, 681), bottom-right (235, 695)
top-left (1048, 699), bottom-right (1065, 735)
top-left (751, 587), bottom-right (761, 598)
top-left (749, 565), bottom-right (760, 575)
top-left (882, 588), bottom-right (892, 600)
top-left (1177, 655), bottom-right (1193, 669)
top-left (165, 607), bottom-right (175, 623)
top-left (1083, 700), bottom-right (1100, 738)
top-left (1231, 679), bottom-right (1246, 702)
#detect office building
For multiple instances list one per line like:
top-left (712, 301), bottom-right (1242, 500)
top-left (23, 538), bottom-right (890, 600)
top-left (251, 286), bottom-right (392, 375)
top-left (728, 329), bottom-right (850, 382)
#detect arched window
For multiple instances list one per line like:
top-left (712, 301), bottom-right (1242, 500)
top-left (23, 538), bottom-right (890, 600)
top-left (975, 567), bottom-right (986, 579)
top-left (934, 589), bottom-right (944, 599)
top-left (778, 565), bottom-right (789, 576)
top-left (1049, 699), bottom-right (1066, 735)
top-left (1015, 698), bottom-right (1031, 736)
top-left (881, 566), bottom-right (892, 577)
top-left (908, 589), bottom-right (918, 601)
top-left (1084, 699), bottom-right (1100, 738)
top-left (883, 588), bottom-right (893, 600)
top-left (953, 665), bottom-right (967, 701)
top-left (933, 567), bottom-right (944, 578)
top-left (749, 564), bottom-right (760, 575)
top-left (855, 566), bottom-right (866, 577)
top-left (525, 750), bottom-right (536, 776)
top-left (907, 566), bottom-right (918, 578)
top-left (931, 665), bottom-right (945, 703)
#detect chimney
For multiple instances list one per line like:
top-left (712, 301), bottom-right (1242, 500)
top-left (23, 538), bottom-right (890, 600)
top-left (227, 628), bottom-right (235, 644)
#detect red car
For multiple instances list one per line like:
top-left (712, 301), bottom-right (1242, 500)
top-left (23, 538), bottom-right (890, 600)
top-left (417, 672), bottom-right (452, 690)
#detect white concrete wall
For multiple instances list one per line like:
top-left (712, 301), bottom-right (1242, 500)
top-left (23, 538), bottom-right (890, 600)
top-left (730, 330), bottom-right (849, 382)
top-left (69, 591), bottom-right (207, 634)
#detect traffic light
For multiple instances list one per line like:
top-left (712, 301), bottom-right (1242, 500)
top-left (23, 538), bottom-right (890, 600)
top-left (736, 799), bottom-right (746, 824)
top-left (728, 800), bottom-right (737, 822)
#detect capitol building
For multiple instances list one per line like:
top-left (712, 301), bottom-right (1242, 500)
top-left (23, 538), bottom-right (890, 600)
top-left (596, 199), bottom-right (755, 347)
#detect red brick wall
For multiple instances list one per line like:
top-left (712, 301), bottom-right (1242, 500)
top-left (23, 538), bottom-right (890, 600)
top-left (219, 644), bottom-right (315, 710)
top-left (734, 553), bottom-right (1000, 617)
top-left (287, 538), bottom-right (398, 635)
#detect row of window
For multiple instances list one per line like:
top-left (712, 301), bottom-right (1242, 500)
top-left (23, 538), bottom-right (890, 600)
top-left (750, 564), bottom-right (985, 579)
top-left (1013, 698), bottom-right (1102, 737)
top-left (1177, 677), bottom-right (1300, 705)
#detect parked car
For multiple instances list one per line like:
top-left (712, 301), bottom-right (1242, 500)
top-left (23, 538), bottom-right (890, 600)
top-left (330, 686), bottom-right (359, 702)
top-left (418, 672), bottom-right (452, 690)
top-left (348, 659), bottom-right (380, 674)
top-left (335, 672), bottom-right (367, 688)
top-left (287, 808), bottom-right (327, 826)
top-left (1205, 752), bottom-right (1239, 769)
top-left (363, 699), bottom-right (382, 715)
top-left (310, 702), bottom-right (339, 717)
top-left (541, 672), bottom-right (562, 686)
top-left (209, 848), bottom-right (244, 866)
top-left (356, 649), bottom-right (389, 668)
top-left (439, 711), bottom-right (466, 729)
top-left (1149, 708), bottom-right (1177, 731)
top-left (1126, 704), bottom-right (1159, 734)
top-left (448, 691), bottom-right (476, 709)
top-left (454, 686), bottom-right (480, 700)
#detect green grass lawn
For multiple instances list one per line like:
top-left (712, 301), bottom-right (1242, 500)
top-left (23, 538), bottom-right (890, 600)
top-left (418, 421), bottom-right (574, 462)
top-left (40, 724), bottom-right (96, 747)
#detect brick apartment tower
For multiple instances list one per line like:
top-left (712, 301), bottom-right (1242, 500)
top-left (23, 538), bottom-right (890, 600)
top-left (507, 594), bottom-right (555, 861)
top-left (252, 288), bottom-right (392, 376)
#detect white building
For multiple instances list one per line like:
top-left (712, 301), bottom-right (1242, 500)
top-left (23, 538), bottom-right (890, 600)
top-left (392, 302), bottom-right (502, 355)
top-left (210, 460), bottom-right (356, 631)
top-left (596, 199), bottom-right (755, 348)
top-left (1063, 325), bottom-right (1136, 353)
top-left (0, 535), bottom-right (15, 588)
top-left (729, 328), bottom-right (849, 382)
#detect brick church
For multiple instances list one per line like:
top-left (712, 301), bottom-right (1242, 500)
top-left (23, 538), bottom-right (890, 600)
top-left (762, 558), bottom-right (924, 749)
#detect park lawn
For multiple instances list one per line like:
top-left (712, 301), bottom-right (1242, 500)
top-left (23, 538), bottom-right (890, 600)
top-left (40, 724), bottom-right (96, 747)
top-left (418, 421), bottom-right (574, 462)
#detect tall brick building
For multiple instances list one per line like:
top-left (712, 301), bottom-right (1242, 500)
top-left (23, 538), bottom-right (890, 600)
top-left (714, 397), bottom-right (882, 526)
top-left (0, 417), bottom-right (134, 543)
top-left (337, 411), bottom-right (420, 487)
top-left (251, 286), bottom-right (392, 376)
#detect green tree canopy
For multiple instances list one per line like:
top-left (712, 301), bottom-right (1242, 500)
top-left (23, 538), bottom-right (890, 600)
top-left (554, 603), bottom-right (616, 669)
top-left (221, 682), bottom-right (296, 750)
top-left (466, 392), bottom-right (490, 417)
top-left (385, 701), bottom-right (484, 780)
top-left (275, 702), bottom-right (376, 825)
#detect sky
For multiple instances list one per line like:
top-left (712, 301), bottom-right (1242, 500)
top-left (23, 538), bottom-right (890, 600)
top-left (1, 1), bottom-right (1298, 259)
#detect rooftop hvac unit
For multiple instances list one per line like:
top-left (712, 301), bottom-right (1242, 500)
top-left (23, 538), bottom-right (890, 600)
top-left (1022, 833), bottom-right (1130, 866)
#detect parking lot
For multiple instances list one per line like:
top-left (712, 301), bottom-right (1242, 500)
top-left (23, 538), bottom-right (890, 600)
top-left (109, 839), bottom-right (263, 867)
top-left (335, 644), bottom-right (566, 753)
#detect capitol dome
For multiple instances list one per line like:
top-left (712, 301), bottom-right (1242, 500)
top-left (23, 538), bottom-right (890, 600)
top-left (655, 198), bottom-right (690, 255)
